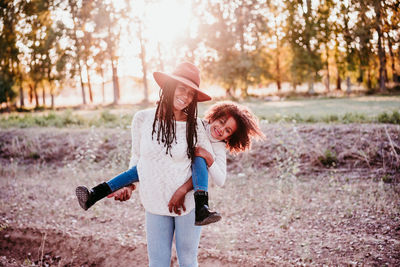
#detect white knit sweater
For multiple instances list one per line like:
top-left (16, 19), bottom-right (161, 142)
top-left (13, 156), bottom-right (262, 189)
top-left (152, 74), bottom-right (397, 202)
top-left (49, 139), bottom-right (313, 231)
top-left (128, 108), bottom-right (226, 216)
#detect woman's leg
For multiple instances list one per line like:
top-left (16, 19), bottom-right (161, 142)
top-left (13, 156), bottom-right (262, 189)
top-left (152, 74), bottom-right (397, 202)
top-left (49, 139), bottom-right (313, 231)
top-left (175, 209), bottom-right (202, 267)
top-left (107, 166), bottom-right (139, 192)
top-left (191, 157), bottom-right (208, 192)
top-left (145, 212), bottom-right (174, 267)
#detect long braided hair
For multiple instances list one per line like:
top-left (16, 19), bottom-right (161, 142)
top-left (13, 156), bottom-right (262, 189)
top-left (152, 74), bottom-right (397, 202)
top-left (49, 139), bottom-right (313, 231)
top-left (152, 79), bottom-right (198, 162)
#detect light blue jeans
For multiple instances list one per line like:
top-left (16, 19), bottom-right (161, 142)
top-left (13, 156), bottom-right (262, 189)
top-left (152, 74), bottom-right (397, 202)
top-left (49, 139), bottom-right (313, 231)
top-left (145, 209), bottom-right (202, 267)
top-left (106, 157), bottom-right (208, 193)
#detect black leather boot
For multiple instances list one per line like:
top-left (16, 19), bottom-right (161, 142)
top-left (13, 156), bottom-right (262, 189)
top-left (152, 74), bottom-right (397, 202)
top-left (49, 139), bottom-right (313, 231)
top-left (194, 191), bottom-right (222, 226)
top-left (75, 182), bottom-right (112, 211)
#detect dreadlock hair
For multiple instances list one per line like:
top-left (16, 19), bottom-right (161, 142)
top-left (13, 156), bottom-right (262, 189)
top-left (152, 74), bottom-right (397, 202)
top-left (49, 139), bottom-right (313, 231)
top-left (152, 79), bottom-right (198, 162)
top-left (204, 101), bottom-right (265, 154)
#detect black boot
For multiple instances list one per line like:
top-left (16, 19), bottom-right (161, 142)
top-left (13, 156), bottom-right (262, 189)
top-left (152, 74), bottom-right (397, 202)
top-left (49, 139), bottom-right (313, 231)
top-left (75, 182), bottom-right (112, 211)
top-left (194, 191), bottom-right (222, 226)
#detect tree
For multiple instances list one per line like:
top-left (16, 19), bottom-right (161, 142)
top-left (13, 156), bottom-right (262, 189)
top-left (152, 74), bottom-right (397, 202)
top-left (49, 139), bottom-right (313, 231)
top-left (373, 0), bottom-right (386, 92)
top-left (22, 0), bottom-right (56, 108)
top-left (285, 0), bottom-right (322, 94)
top-left (266, 1), bottom-right (287, 91)
top-left (93, 1), bottom-right (127, 104)
top-left (0, 0), bottom-right (19, 107)
top-left (353, 0), bottom-right (374, 90)
top-left (317, 0), bottom-right (334, 92)
top-left (382, 1), bottom-right (400, 83)
top-left (133, 18), bottom-right (149, 104)
top-left (199, 0), bottom-right (269, 98)
top-left (68, 0), bottom-right (89, 105)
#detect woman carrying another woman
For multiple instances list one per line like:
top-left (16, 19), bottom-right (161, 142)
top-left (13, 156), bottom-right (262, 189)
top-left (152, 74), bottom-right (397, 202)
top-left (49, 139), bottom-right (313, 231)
top-left (115, 62), bottom-right (212, 267)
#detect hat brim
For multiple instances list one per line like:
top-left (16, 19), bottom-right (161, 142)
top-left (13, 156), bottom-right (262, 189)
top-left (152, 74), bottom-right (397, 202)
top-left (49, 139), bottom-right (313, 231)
top-left (153, 72), bottom-right (211, 102)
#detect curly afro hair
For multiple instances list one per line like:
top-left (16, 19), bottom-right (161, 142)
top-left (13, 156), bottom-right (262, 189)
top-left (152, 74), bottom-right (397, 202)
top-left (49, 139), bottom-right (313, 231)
top-left (204, 101), bottom-right (265, 154)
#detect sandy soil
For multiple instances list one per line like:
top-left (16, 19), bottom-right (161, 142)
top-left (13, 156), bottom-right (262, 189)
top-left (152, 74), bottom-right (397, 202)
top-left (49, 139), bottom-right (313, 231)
top-left (0, 123), bottom-right (399, 266)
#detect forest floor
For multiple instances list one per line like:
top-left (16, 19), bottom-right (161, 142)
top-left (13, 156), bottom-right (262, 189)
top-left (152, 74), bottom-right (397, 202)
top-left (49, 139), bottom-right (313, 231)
top-left (0, 123), bottom-right (399, 266)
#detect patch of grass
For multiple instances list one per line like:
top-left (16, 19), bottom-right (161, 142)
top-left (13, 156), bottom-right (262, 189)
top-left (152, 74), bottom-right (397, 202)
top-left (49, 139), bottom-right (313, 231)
top-left (318, 149), bottom-right (338, 167)
top-left (0, 109), bottom-right (132, 128)
top-left (381, 174), bottom-right (393, 184)
top-left (1, 96), bottom-right (399, 128)
top-left (29, 152), bottom-right (40, 160)
top-left (377, 111), bottom-right (400, 124)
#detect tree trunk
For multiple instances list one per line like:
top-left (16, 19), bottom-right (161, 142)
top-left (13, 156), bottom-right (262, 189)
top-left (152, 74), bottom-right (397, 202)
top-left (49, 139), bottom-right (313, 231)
top-left (275, 23), bottom-right (281, 91)
top-left (19, 86), bottom-right (24, 108)
top-left (375, 1), bottom-right (386, 92)
top-left (326, 49), bottom-right (330, 91)
top-left (85, 62), bottom-right (93, 103)
top-left (28, 85), bottom-right (33, 103)
top-left (79, 65), bottom-right (86, 105)
top-left (31, 83), bottom-right (39, 108)
top-left (100, 68), bottom-right (105, 103)
top-left (106, 28), bottom-right (120, 104)
top-left (336, 73), bottom-right (341, 90)
top-left (111, 60), bottom-right (120, 104)
top-left (69, 0), bottom-right (87, 105)
top-left (292, 81), bottom-right (297, 92)
top-left (42, 87), bottom-right (46, 107)
top-left (276, 48), bottom-right (281, 91)
top-left (387, 37), bottom-right (396, 82)
top-left (308, 70), bottom-right (315, 94)
top-left (346, 76), bottom-right (351, 94)
top-left (382, 36), bottom-right (388, 83)
top-left (50, 83), bottom-right (55, 109)
top-left (138, 23), bottom-right (149, 104)
top-left (367, 67), bottom-right (372, 90)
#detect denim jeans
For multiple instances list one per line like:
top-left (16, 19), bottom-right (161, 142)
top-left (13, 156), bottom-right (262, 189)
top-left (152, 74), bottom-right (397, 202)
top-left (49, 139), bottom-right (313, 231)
top-left (145, 209), bottom-right (201, 267)
top-left (106, 166), bottom-right (139, 192)
top-left (191, 157), bottom-right (208, 192)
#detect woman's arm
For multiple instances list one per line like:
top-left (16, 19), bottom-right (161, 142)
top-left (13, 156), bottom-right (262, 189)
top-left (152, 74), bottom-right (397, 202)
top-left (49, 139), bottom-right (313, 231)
top-left (168, 178), bottom-right (193, 215)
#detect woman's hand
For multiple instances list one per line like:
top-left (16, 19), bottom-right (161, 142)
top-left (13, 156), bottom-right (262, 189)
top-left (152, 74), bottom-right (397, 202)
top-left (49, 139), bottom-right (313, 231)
top-left (195, 146), bottom-right (214, 167)
top-left (107, 184), bottom-right (136, 202)
top-left (168, 186), bottom-right (187, 215)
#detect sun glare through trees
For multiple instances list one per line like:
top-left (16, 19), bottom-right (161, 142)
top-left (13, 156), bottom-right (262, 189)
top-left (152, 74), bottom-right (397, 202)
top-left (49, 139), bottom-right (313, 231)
top-left (0, 0), bottom-right (399, 108)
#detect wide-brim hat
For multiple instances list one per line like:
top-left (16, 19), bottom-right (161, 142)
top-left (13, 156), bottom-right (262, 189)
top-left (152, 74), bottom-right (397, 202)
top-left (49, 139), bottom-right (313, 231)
top-left (153, 62), bottom-right (211, 102)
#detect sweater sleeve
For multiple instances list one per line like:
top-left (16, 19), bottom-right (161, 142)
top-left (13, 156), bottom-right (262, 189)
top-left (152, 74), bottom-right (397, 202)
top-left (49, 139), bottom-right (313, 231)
top-left (207, 141), bottom-right (227, 187)
top-left (128, 110), bottom-right (145, 168)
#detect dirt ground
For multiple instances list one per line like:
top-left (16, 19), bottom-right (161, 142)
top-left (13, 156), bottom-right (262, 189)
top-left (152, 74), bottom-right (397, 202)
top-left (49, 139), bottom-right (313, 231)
top-left (0, 123), bottom-right (399, 266)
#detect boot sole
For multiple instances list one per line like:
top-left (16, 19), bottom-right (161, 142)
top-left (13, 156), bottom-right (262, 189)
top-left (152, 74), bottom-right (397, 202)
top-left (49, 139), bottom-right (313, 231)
top-left (75, 186), bottom-right (90, 211)
top-left (195, 213), bottom-right (222, 226)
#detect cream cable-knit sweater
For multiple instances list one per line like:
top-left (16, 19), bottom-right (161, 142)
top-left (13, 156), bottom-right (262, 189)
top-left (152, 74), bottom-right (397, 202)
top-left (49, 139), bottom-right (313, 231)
top-left (128, 108), bottom-right (226, 216)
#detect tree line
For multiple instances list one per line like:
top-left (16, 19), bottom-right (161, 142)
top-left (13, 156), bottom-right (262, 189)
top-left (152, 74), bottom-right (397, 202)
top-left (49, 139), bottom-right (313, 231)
top-left (0, 0), bottom-right (399, 109)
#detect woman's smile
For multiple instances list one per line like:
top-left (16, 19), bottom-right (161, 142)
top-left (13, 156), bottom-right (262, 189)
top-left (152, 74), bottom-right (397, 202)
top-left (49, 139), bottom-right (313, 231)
top-left (173, 83), bottom-right (195, 112)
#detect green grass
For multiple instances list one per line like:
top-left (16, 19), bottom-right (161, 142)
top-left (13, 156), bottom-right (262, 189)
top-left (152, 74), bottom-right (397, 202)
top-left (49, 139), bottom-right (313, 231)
top-left (1, 96), bottom-right (399, 128)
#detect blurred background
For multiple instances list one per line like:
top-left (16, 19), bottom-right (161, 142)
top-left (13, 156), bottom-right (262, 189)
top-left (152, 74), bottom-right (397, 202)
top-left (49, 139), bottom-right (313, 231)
top-left (0, 0), bottom-right (399, 110)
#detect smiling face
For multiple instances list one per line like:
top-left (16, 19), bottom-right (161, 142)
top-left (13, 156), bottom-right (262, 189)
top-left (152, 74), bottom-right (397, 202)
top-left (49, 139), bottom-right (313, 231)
top-left (209, 116), bottom-right (238, 141)
top-left (173, 83), bottom-right (196, 112)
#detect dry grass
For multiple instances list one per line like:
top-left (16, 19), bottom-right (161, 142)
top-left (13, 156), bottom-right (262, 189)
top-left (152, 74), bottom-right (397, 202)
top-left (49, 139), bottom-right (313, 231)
top-left (0, 124), bottom-right (399, 266)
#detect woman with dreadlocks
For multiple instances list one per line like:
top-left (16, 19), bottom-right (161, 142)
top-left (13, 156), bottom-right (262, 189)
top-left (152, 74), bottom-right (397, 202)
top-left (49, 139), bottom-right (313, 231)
top-left (77, 62), bottom-right (213, 266)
